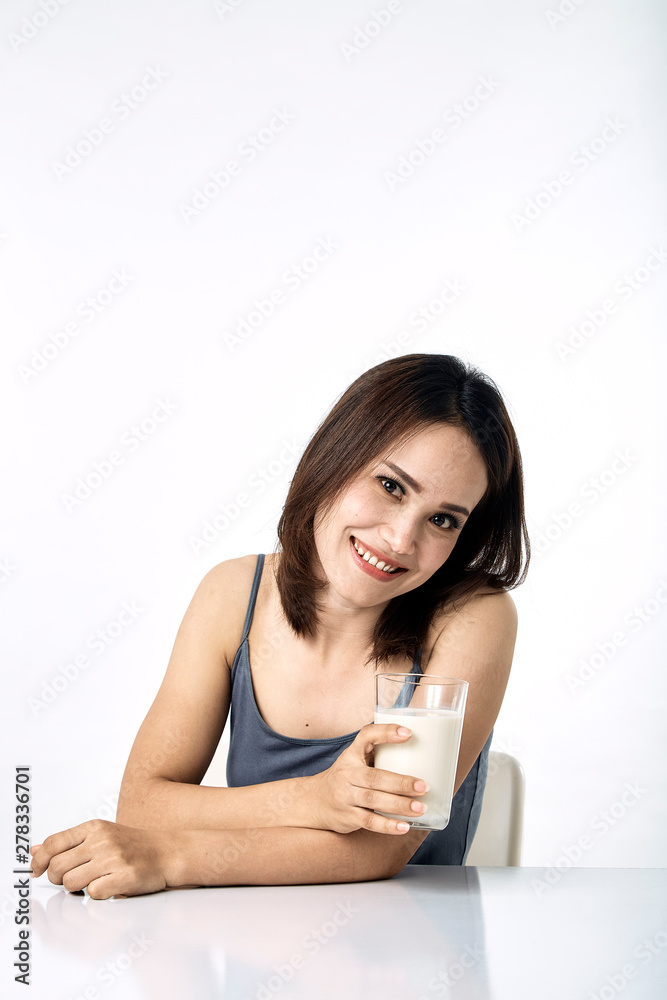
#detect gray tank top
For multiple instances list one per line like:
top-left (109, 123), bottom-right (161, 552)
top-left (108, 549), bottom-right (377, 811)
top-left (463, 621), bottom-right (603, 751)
top-left (226, 554), bottom-right (491, 865)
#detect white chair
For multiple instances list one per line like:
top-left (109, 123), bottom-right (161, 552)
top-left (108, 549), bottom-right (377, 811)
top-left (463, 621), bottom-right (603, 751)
top-left (466, 751), bottom-right (525, 866)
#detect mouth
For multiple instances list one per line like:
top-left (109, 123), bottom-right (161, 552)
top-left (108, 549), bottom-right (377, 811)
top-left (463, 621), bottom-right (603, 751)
top-left (349, 536), bottom-right (409, 582)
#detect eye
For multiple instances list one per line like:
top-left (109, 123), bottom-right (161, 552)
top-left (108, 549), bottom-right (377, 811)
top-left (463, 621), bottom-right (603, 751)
top-left (377, 475), bottom-right (461, 530)
top-left (431, 512), bottom-right (461, 531)
top-left (376, 476), bottom-right (404, 498)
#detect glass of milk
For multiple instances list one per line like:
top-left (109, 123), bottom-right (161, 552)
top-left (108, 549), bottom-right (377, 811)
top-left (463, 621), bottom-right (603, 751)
top-left (373, 673), bottom-right (468, 830)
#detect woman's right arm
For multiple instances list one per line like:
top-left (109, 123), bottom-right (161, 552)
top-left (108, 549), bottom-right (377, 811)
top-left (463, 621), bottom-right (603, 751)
top-left (117, 556), bottom-right (309, 830)
top-left (116, 558), bottom-right (426, 836)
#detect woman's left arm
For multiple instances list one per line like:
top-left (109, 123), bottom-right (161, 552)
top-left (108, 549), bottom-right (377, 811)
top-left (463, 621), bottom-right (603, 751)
top-left (427, 588), bottom-right (518, 796)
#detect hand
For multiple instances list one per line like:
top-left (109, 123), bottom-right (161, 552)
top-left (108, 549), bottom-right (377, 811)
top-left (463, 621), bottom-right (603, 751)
top-left (30, 819), bottom-right (177, 900)
top-left (310, 723), bottom-right (429, 835)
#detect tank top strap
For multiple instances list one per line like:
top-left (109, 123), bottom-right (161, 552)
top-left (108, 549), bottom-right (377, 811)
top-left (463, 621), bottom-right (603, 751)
top-left (240, 553), bottom-right (265, 644)
top-left (390, 649), bottom-right (424, 709)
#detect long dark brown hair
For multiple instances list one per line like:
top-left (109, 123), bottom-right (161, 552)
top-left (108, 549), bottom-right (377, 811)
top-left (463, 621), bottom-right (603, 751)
top-left (275, 354), bottom-right (529, 665)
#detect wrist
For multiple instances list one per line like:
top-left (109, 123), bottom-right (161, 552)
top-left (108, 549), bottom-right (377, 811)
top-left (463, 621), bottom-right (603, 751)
top-left (263, 775), bottom-right (318, 830)
top-left (159, 829), bottom-right (198, 888)
top-left (291, 774), bottom-right (322, 830)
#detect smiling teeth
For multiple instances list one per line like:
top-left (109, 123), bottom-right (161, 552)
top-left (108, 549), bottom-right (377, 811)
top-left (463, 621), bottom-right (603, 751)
top-left (353, 539), bottom-right (400, 573)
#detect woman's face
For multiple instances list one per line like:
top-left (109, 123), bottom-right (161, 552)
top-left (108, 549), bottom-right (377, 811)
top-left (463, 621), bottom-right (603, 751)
top-left (313, 422), bottom-right (489, 609)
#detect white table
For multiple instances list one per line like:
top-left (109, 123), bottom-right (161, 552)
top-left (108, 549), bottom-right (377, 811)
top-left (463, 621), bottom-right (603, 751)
top-left (11, 865), bottom-right (667, 999)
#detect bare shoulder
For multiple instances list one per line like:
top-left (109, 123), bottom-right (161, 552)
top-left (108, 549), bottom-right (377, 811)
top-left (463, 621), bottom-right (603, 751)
top-left (199, 553), bottom-right (261, 603)
top-left (181, 553), bottom-right (265, 669)
top-left (434, 586), bottom-right (516, 628)
top-left (425, 588), bottom-right (518, 665)
top-left (456, 587), bottom-right (517, 632)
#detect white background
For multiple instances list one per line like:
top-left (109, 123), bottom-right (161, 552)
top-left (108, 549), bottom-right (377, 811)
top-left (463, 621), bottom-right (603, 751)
top-left (2, 0), bottom-right (666, 884)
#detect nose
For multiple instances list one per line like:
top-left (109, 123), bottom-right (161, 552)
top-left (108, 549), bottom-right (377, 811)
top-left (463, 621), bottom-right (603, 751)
top-left (377, 508), bottom-right (419, 558)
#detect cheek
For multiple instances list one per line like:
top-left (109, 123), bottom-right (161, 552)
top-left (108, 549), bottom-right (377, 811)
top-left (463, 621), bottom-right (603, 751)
top-left (424, 532), bottom-right (458, 570)
top-left (340, 485), bottom-right (383, 525)
top-left (314, 490), bottom-right (375, 553)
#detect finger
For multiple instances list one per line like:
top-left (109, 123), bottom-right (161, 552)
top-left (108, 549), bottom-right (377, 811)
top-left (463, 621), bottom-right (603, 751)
top-left (87, 871), bottom-right (163, 900)
top-left (354, 723), bottom-right (413, 756)
top-left (61, 860), bottom-right (112, 895)
top-left (86, 874), bottom-right (124, 901)
top-left (30, 847), bottom-right (51, 878)
top-left (32, 842), bottom-right (72, 878)
top-left (32, 822), bottom-right (94, 875)
top-left (355, 808), bottom-right (414, 836)
top-left (360, 763), bottom-right (430, 797)
top-left (46, 844), bottom-right (97, 887)
top-left (348, 767), bottom-right (430, 821)
top-left (356, 783), bottom-right (430, 821)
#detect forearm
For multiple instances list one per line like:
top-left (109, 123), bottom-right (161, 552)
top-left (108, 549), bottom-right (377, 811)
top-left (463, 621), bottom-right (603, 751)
top-left (166, 825), bottom-right (429, 887)
top-left (117, 775), bottom-right (317, 832)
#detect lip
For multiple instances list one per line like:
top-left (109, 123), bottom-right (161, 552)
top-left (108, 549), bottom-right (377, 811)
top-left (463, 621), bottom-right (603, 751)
top-left (349, 536), bottom-right (409, 582)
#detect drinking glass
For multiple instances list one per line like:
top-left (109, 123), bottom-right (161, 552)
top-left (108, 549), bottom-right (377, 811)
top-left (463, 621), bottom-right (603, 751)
top-left (373, 673), bottom-right (468, 830)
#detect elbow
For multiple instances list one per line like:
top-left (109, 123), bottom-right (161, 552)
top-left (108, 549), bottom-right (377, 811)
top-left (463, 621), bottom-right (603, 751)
top-left (384, 828), bottom-right (431, 879)
top-left (344, 831), bottom-right (416, 883)
top-left (386, 857), bottom-right (407, 879)
top-left (383, 852), bottom-right (409, 880)
top-left (361, 857), bottom-right (404, 882)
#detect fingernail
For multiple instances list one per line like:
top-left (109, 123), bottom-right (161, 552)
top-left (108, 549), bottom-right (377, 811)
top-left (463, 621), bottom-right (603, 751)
top-left (413, 780), bottom-right (430, 793)
top-left (397, 822), bottom-right (410, 832)
top-left (397, 727), bottom-right (411, 736)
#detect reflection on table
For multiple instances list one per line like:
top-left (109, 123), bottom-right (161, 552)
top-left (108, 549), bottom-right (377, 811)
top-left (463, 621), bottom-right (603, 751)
top-left (24, 865), bottom-right (667, 1000)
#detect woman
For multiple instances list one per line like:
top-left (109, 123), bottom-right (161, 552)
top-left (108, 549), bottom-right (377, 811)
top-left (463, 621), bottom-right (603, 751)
top-left (31, 353), bottom-right (529, 898)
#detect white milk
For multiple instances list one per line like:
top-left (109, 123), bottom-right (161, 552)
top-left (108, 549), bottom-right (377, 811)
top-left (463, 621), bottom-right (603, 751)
top-left (373, 708), bottom-right (464, 830)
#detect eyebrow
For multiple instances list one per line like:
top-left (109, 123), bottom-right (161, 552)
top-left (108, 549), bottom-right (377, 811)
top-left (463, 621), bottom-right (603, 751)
top-left (383, 462), bottom-right (471, 517)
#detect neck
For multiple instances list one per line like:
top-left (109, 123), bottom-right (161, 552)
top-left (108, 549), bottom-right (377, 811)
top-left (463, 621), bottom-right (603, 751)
top-left (301, 584), bottom-right (390, 667)
top-left (269, 551), bottom-right (392, 666)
